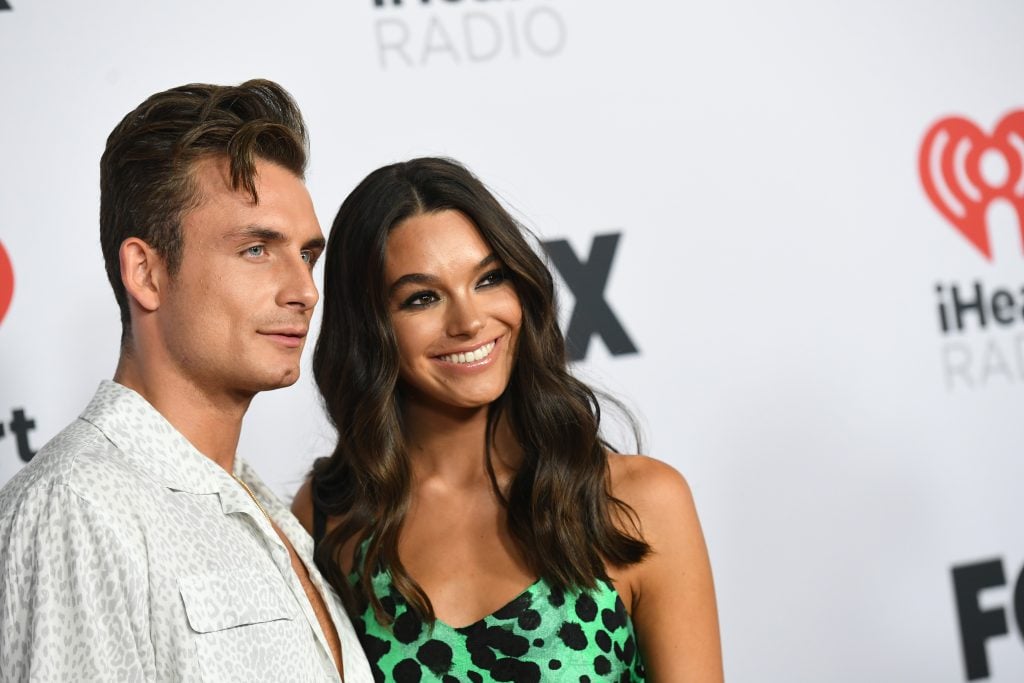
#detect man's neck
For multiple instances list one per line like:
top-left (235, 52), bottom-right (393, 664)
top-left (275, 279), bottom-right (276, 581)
top-left (114, 355), bottom-right (251, 473)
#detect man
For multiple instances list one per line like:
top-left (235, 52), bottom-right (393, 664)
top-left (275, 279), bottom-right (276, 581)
top-left (0, 80), bottom-right (372, 681)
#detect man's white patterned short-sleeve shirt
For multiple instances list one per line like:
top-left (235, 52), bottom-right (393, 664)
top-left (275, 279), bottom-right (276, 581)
top-left (0, 380), bottom-right (373, 682)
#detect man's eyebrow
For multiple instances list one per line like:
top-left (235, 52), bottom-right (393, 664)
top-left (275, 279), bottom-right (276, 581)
top-left (304, 236), bottom-right (327, 252)
top-left (225, 227), bottom-right (325, 252)
top-left (224, 226), bottom-right (287, 242)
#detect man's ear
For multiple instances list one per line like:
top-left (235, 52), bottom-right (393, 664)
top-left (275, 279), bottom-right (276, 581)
top-left (119, 238), bottom-right (166, 312)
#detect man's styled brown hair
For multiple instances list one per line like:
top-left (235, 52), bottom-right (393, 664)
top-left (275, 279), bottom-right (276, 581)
top-left (99, 78), bottom-right (309, 342)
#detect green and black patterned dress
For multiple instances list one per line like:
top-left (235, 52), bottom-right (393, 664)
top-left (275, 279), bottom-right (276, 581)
top-left (349, 557), bottom-right (647, 682)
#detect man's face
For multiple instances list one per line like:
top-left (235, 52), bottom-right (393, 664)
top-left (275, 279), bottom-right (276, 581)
top-left (156, 156), bottom-right (324, 399)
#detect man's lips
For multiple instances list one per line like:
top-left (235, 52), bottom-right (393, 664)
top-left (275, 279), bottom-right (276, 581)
top-left (259, 328), bottom-right (307, 349)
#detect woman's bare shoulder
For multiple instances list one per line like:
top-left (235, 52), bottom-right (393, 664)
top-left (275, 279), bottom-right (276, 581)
top-left (607, 453), bottom-right (696, 528)
top-left (606, 453), bottom-right (723, 680)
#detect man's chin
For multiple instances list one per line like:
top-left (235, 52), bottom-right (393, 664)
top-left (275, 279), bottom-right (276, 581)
top-left (239, 366), bottom-right (302, 394)
top-left (265, 367), bottom-right (301, 390)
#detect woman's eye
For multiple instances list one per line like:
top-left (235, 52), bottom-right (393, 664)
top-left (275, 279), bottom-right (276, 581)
top-left (478, 269), bottom-right (506, 288)
top-left (402, 291), bottom-right (438, 308)
top-left (246, 245), bottom-right (265, 258)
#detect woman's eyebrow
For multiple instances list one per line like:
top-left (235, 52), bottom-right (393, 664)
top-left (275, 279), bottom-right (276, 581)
top-left (477, 253), bottom-right (498, 269)
top-left (388, 253), bottom-right (499, 295)
top-left (389, 272), bottom-right (439, 295)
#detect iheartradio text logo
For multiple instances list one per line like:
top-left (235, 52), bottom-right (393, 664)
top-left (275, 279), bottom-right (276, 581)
top-left (922, 110), bottom-right (1024, 393)
top-left (0, 240), bottom-right (12, 327)
top-left (919, 111), bottom-right (1024, 260)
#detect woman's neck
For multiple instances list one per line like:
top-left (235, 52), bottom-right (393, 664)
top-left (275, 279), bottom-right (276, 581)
top-left (402, 398), bottom-right (519, 487)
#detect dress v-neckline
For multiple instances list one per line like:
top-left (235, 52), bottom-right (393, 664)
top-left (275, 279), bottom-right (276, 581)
top-left (430, 576), bottom-right (546, 631)
top-left (350, 538), bottom-right (548, 630)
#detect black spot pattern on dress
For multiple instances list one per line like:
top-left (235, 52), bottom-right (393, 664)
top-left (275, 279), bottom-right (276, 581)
top-left (456, 621), bottom-right (483, 637)
top-left (622, 634), bottom-right (637, 663)
top-left (416, 639), bottom-right (453, 675)
top-left (381, 595), bottom-right (397, 619)
top-left (352, 564), bottom-right (646, 682)
top-left (557, 622), bottom-right (588, 651)
top-left (393, 658), bottom-right (421, 682)
top-left (470, 647), bottom-right (498, 671)
top-left (493, 592), bottom-right (531, 620)
top-left (394, 609), bottom-right (424, 644)
top-left (575, 593), bottom-right (598, 622)
top-left (484, 625), bottom-right (529, 657)
top-left (491, 658), bottom-right (541, 683)
top-left (595, 629), bottom-right (611, 653)
top-left (462, 623), bottom-right (499, 671)
top-left (547, 585), bottom-right (565, 607)
top-left (518, 609), bottom-right (542, 631)
top-left (601, 604), bottom-right (626, 632)
top-left (360, 632), bottom-right (393, 667)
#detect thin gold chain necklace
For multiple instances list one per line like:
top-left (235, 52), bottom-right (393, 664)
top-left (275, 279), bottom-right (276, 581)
top-left (232, 473), bottom-right (273, 524)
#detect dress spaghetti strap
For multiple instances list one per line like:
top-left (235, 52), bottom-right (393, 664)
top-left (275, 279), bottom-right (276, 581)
top-left (311, 494), bottom-right (327, 550)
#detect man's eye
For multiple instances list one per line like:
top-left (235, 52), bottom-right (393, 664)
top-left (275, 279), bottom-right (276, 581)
top-left (246, 245), bottom-right (265, 257)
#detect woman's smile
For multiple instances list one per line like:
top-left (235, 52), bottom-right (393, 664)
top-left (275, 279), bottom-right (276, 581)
top-left (434, 337), bottom-right (499, 366)
top-left (385, 209), bottom-right (522, 410)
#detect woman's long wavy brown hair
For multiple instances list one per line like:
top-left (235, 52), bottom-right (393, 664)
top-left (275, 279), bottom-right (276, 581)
top-left (311, 157), bottom-right (650, 623)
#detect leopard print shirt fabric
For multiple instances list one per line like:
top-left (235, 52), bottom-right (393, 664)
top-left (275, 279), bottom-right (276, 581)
top-left (0, 380), bottom-right (373, 682)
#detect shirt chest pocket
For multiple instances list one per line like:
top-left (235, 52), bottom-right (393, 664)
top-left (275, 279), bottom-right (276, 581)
top-left (179, 569), bottom-right (318, 682)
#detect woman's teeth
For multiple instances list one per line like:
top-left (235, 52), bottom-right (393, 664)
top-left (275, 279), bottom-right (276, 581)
top-left (441, 341), bottom-right (496, 365)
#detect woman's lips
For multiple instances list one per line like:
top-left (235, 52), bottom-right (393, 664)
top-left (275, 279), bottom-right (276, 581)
top-left (433, 337), bottom-right (500, 368)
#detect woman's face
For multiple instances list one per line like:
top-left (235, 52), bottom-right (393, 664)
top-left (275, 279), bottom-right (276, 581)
top-left (384, 209), bottom-right (522, 412)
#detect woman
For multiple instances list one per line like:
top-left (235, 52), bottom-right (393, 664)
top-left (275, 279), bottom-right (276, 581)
top-left (293, 158), bottom-right (722, 682)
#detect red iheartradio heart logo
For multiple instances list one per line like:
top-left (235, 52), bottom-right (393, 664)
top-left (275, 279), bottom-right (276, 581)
top-left (919, 110), bottom-right (1024, 260)
top-left (0, 240), bottom-right (13, 326)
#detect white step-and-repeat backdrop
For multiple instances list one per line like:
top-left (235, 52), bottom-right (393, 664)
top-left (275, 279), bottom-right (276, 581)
top-left (1, 1), bottom-right (1022, 680)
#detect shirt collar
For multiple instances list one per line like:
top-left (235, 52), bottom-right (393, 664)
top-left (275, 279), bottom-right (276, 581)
top-left (80, 379), bottom-right (234, 495)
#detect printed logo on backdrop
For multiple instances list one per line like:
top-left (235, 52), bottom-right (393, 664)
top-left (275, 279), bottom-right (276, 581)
top-left (542, 232), bottom-right (638, 362)
top-left (0, 239), bottom-right (37, 463)
top-left (373, 0), bottom-right (567, 69)
top-left (919, 110), bottom-right (1024, 391)
top-left (0, 239), bottom-right (13, 328)
top-left (951, 556), bottom-right (1024, 680)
